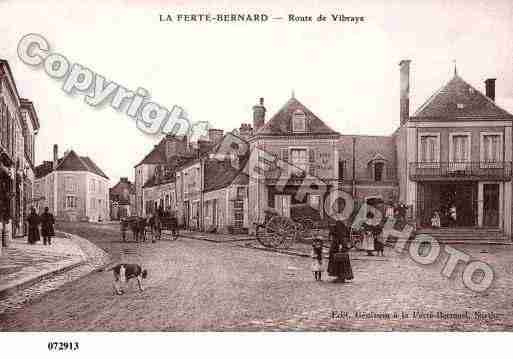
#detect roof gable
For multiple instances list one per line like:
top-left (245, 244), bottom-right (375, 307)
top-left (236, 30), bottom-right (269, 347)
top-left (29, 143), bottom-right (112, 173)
top-left (412, 75), bottom-right (513, 120)
top-left (80, 156), bottom-right (109, 179)
top-left (55, 150), bottom-right (89, 172)
top-left (255, 97), bottom-right (339, 136)
top-left (136, 140), bottom-right (167, 166)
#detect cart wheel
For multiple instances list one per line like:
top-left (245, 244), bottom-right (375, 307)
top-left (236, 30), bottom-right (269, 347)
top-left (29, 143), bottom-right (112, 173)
top-left (267, 216), bottom-right (296, 249)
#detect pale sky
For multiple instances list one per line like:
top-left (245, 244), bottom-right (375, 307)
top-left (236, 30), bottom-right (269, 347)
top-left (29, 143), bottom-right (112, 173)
top-left (1, 0), bottom-right (512, 186)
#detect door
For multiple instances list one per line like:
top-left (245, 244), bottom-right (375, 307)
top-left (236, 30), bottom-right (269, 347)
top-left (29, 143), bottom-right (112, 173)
top-left (275, 195), bottom-right (291, 217)
top-left (483, 183), bottom-right (500, 227)
top-left (184, 201), bottom-right (190, 228)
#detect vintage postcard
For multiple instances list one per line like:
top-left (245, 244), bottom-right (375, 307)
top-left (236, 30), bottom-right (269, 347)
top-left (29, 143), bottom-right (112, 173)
top-left (1, 0), bottom-right (512, 356)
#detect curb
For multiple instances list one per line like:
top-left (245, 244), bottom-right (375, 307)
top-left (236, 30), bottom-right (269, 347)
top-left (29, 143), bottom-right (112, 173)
top-left (0, 258), bottom-right (85, 299)
top-left (0, 232), bottom-right (111, 299)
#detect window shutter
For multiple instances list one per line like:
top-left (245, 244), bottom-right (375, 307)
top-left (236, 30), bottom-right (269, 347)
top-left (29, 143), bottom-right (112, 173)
top-left (281, 148), bottom-right (289, 163)
top-left (309, 149), bottom-right (315, 176)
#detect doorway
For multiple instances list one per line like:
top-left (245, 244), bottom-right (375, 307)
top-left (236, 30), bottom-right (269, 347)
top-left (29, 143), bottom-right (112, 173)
top-left (439, 182), bottom-right (476, 227)
top-left (418, 182), bottom-right (477, 227)
top-left (483, 183), bottom-right (500, 227)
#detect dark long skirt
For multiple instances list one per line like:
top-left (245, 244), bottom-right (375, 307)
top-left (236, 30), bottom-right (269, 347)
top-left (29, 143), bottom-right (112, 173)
top-left (374, 237), bottom-right (384, 252)
top-left (327, 252), bottom-right (354, 280)
top-left (28, 226), bottom-right (40, 244)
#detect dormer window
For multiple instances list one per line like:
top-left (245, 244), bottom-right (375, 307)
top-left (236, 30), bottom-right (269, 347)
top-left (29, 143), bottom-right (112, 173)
top-left (292, 110), bottom-right (306, 133)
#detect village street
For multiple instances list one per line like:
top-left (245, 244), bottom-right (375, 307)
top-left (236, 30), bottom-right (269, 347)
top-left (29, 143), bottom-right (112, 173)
top-left (2, 222), bottom-right (513, 331)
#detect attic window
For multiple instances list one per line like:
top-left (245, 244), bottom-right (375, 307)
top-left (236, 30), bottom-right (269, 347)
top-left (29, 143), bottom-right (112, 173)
top-left (468, 87), bottom-right (474, 94)
top-left (457, 103), bottom-right (465, 109)
top-left (292, 110), bottom-right (306, 133)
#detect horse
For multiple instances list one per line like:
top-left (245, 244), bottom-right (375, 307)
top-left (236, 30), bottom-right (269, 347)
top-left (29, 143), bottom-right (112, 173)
top-left (122, 216), bottom-right (148, 243)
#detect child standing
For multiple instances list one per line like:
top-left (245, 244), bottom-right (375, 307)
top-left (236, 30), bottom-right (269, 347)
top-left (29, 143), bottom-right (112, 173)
top-left (311, 236), bottom-right (324, 281)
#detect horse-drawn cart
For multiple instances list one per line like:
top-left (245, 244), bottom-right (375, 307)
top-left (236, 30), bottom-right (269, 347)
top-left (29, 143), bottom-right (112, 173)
top-left (120, 216), bottom-right (148, 242)
top-left (151, 216), bottom-right (179, 241)
top-left (254, 213), bottom-right (323, 249)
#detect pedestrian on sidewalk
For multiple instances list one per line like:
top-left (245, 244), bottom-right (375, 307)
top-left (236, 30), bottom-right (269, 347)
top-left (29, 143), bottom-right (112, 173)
top-left (311, 235), bottom-right (324, 281)
top-left (327, 220), bottom-right (354, 283)
top-left (26, 207), bottom-right (40, 245)
top-left (40, 207), bottom-right (55, 245)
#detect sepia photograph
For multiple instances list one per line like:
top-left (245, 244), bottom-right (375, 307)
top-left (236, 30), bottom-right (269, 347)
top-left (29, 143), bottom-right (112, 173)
top-left (0, 0), bottom-right (512, 356)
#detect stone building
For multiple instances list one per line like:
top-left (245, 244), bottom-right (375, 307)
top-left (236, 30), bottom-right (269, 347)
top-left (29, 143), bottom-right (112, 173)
top-left (109, 177), bottom-right (135, 220)
top-left (0, 59), bottom-right (40, 254)
top-left (34, 145), bottom-right (110, 222)
top-left (396, 62), bottom-right (513, 237)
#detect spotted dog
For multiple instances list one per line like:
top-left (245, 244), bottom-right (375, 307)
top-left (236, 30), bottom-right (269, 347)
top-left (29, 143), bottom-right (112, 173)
top-left (108, 263), bottom-right (148, 295)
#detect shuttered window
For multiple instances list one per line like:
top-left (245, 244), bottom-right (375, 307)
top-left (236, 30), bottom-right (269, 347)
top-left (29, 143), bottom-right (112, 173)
top-left (420, 135), bottom-right (439, 163)
top-left (452, 135), bottom-right (469, 162)
top-left (483, 134), bottom-right (501, 162)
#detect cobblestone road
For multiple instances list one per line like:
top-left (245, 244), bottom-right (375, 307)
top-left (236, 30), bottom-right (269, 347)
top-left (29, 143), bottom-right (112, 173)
top-left (1, 222), bottom-right (513, 331)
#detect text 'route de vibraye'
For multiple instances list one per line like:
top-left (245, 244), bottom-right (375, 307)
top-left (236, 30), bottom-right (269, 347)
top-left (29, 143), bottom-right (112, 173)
top-left (158, 13), bottom-right (365, 23)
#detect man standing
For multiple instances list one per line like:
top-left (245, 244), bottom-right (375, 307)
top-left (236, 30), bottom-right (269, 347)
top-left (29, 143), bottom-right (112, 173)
top-left (40, 207), bottom-right (55, 245)
top-left (26, 207), bottom-right (40, 244)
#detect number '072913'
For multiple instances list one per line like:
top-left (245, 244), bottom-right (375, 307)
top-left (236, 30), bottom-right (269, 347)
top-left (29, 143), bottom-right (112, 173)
top-left (47, 342), bottom-right (79, 351)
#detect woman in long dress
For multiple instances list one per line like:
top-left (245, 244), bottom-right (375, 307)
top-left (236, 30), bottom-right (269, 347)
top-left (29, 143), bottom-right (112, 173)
top-left (327, 220), bottom-right (354, 283)
top-left (26, 207), bottom-right (40, 244)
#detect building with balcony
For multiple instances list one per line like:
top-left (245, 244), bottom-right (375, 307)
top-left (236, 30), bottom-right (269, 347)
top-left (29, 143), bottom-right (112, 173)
top-left (396, 61), bottom-right (513, 235)
top-left (134, 60), bottom-right (513, 239)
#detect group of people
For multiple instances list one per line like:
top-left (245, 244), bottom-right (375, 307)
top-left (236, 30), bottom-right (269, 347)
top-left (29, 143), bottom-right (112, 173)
top-left (26, 207), bottom-right (55, 245)
top-left (430, 203), bottom-right (457, 228)
top-left (310, 220), bottom-right (354, 284)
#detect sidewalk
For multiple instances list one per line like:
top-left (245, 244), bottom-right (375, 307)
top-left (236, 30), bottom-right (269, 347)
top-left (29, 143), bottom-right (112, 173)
top-left (0, 235), bottom-right (87, 298)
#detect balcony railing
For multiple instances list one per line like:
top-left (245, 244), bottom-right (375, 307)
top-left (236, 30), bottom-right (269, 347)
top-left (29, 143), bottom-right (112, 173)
top-left (409, 162), bottom-right (512, 181)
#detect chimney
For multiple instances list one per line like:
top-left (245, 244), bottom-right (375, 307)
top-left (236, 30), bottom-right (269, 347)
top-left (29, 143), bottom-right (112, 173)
top-left (208, 128), bottom-right (224, 143)
top-left (485, 78), bottom-right (496, 102)
top-left (53, 144), bottom-right (58, 169)
top-left (399, 60), bottom-right (411, 125)
top-left (238, 123), bottom-right (253, 139)
top-left (121, 177), bottom-right (128, 182)
top-left (252, 97), bottom-right (266, 131)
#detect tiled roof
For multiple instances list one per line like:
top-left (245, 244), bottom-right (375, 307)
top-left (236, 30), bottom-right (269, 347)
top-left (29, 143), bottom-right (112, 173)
top-left (255, 97), bottom-right (340, 136)
top-left (412, 74), bottom-right (513, 120)
top-left (203, 157), bottom-right (249, 192)
top-left (34, 161), bottom-right (54, 179)
top-left (110, 178), bottom-right (135, 195)
top-left (142, 155), bottom-right (193, 189)
top-left (135, 135), bottom-right (191, 167)
top-left (35, 150), bottom-right (109, 179)
top-left (135, 141), bottom-right (167, 166)
top-left (80, 156), bottom-right (109, 179)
